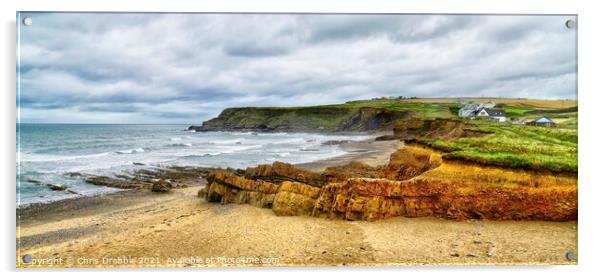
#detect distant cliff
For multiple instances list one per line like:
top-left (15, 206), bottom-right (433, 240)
top-left (189, 106), bottom-right (413, 132)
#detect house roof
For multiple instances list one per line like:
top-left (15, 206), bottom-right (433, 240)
top-left (480, 108), bottom-right (506, 117)
top-left (534, 116), bottom-right (554, 123)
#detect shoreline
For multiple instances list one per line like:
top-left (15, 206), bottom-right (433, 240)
top-left (296, 139), bottom-right (402, 172)
top-left (17, 138), bottom-right (399, 215)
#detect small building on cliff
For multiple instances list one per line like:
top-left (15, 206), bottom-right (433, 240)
top-left (476, 108), bottom-right (507, 122)
top-left (528, 116), bottom-right (555, 127)
top-left (458, 101), bottom-right (497, 118)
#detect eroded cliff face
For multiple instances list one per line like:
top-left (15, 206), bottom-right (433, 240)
top-left (393, 118), bottom-right (491, 141)
top-left (189, 107), bottom-right (413, 132)
top-left (199, 145), bottom-right (577, 222)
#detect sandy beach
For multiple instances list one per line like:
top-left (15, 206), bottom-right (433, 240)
top-left (16, 139), bottom-right (578, 267)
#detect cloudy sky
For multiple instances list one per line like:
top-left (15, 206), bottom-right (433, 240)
top-left (17, 13), bottom-right (577, 124)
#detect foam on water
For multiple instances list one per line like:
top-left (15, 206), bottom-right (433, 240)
top-left (17, 124), bottom-right (372, 205)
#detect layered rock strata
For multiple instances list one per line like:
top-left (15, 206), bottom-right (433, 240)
top-left (199, 145), bottom-right (577, 222)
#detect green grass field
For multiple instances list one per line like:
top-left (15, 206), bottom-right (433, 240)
top-left (427, 121), bottom-right (577, 173)
top-left (322, 99), bottom-right (456, 119)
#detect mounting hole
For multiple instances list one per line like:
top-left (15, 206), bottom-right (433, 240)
top-left (565, 251), bottom-right (576, 261)
top-left (565, 19), bottom-right (575, 29)
top-left (22, 17), bottom-right (32, 26)
top-left (22, 254), bottom-right (32, 264)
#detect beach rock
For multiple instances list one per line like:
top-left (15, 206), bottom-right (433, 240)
top-left (322, 161), bottom-right (383, 182)
top-left (187, 125), bottom-right (203, 131)
top-left (135, 166), bottom-right (215, 181)
top-left (272, 181), bottom-right (322, 216)
top-left (85, 176), bottom-right (139, 189)
top-left (245, 161), bottom-right (326, 187)
top-left (374, 135), bottom-right (398, 141)
top-left (312, 176), bottom-right (577, 221)
top-left (208, 171), bottom-right (280, 193)
top-left (65, 172), bottom-right (84, 178)
top-left (322, 140), bottom-right (350, 146)
top-left (47, 184), bottom-right (67, 191)
top-left (203, 171), bottom-right (279, 208)
top-left (66, 189), bottom-right (82, 196)
top-left (151, 180), bottom-right (173, 193)
top-left (383, 145), bottom-right (442, 180)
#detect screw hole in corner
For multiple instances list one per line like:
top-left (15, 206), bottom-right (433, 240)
top-left (565, 19), bottom-right (575, 29)
top-left (22, 17), bottom-right (33, 26)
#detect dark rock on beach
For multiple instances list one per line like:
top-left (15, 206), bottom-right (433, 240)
top-left (47, 184), bottom-right (67, 191)
top-left (79, 166), bottom-right (219, 193)
top-left (321, 140), bottom-right (350, 146)
top-left (26, 179), bottom-right (68, 191)
top-left (26, 179), bottom-right (43, 185)
top-left (374, 135), bottom-right (399, 141)
top-left (151, 180), bottom-right (174, 193)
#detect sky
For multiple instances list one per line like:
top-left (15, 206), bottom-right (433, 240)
top-left (17, 13), bottom-right (577, 124)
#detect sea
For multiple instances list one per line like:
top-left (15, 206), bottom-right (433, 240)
top-left (16, 124), bottom-right (373, 206)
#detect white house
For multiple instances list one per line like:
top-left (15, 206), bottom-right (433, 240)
top-left (476, 108), bottom-right (507, 122)
top-left (458, 103), bottom-right (481, 117)
top-left (458, 101), bottom-right (497, 118)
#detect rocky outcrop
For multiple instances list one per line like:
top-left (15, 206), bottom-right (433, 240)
top-left (383, 146), bottom-right (442, 180)
top-left (85, 176), bottom-right (148, 189)
top-left (201, 170), bottom-right (279, 208)
top-left (245, 161), bottom-right (326, 186)
top-left (47, 184), bottom-right (67, 191)
top-left (272, 181), bottom-right (322, 216)
top-left (82, 166), bottom-right (217, 192)
top-left (312, 178), bottom-right (577, 221)
top-left (322, 161), bottom-right (383, 182)
top-left (27, 179), bottom-right (69, 191)
top-left (199, 145), bottom-right (577, 222)
top-left (151, 180), bottom-right (174, 193)
top-left (374, 135), bottom-right (398, 141)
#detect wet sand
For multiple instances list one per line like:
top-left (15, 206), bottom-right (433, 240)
top-left (16, 139), bottom-right (578, 267)
top-left (297, 139), bottom-right (403, 172)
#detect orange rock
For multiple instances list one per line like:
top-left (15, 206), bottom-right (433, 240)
top-left (245, 161), bottom-right (326, 186)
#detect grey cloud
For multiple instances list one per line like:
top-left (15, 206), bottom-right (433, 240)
top-left (17, 13), bottom-right (577, 124)
top-left (223, 42), bottom-right (291, 57)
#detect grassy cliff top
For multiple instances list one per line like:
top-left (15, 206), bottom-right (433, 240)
top-left (427, 120), bottom-right (577, 173)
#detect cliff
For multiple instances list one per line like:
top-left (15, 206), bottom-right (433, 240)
top-left (189, 107), bottom-right (413, 132)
